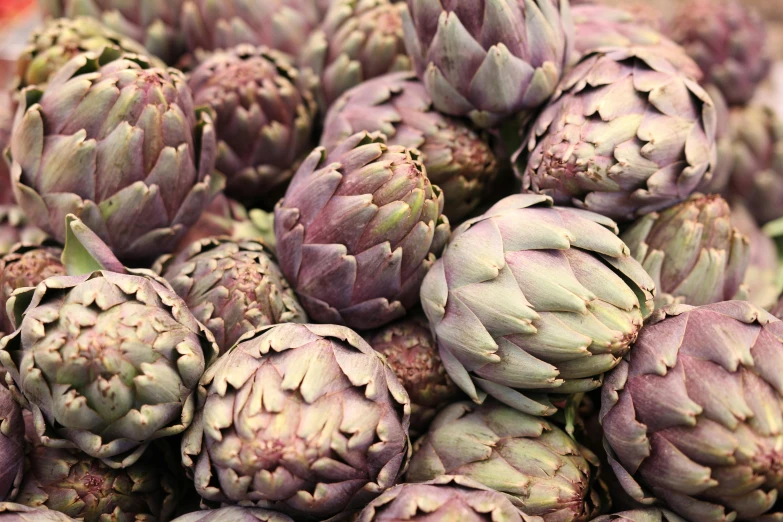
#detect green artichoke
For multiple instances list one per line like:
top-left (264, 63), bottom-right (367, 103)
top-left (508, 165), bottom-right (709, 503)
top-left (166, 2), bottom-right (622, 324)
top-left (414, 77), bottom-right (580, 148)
top-left (407, 401), bottom-right (598, 520)
top-left (9, 49), bottom-right (221, 263)
top-left (0, 207), bottom-right (47, 258)
top-left (731, 202), bottom-right (781, 310)
top-left (667, 0), bottom-right (770, 106)
top-left (420, 194), bottom-right (654, 416)
top-left (181, 323), bottom-right (411, 521)
top-left (601, 301), bottom-right (783, 521)
top-left (0, 503), bottom-right (75, 521)
top-left (153, 237), bottom-right (307, 354)
top-left (321, 71), bottom-right (499, 221)
top-left (275, 131), bottom-right (450, 330)
top-left (365, 314), bottom-right (460, 436)
top-left (620, 194), bottom-right (749, 308)
top-left (16, 17), bottom-right (162, 90)
top-left (0, 386), bottom-right (24, 502)
top-left (39, 0), bottom-right (185, 65)
top-left (187, 45), bottom-right (318, 208)
top-left (519, 47), bottom-right (718, 221)
top-left (592, 509), bottom-right (686, 522)
top-left (171, 507), bottom-right (293, 522)
top-left (301, 0), bottom-right (411, 109)
top-left (356, 475), bottom-right (526, 522)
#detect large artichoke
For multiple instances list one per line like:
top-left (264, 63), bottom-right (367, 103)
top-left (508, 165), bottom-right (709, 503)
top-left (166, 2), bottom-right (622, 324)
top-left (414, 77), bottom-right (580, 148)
top-left (153, 237), bottom-right (307, 354)
top-left (300, 0), bottom-right (411, 109)
top-left (0, 270), bottom-right (217, 469)
top-left (420, 194), bottom-right (654, 416)
top-left (407, 401), bottom-right (598, 521)
top-left (519, 47), bottom-right (717, 222)
top-left (39, 0), bottom-right (185, 65)
top-left (365, 314), bottom-right (460, 436)
top-left (275, 131), bottom-right (450, 330)
top-left (592, 509), bottom-right (686, 522)
top-left (321, 71), bottom-right (499, 221)
top-left (667, 0), bottom-right (770, 106)
top-left (401, 0), bottom-right (573, 128)
top-left (620, 194), bottom-right (749, 308)
top-left (0, 503), bottom-right (75, 521)
top-left (171, 507), bottom-right (293, 522)
top-left (0, 207), bottom-right (46, 258)
top-left (601, 301), bottom-right (783, 521)
top-left (188, 45), bottom-right (317, 208)
top-left (181, 323), bottom-right (411, 521)
top-left (9, 49), bottom-right (220, 263)
top-left (0, 386), bottom-right (24, 502)
top-left (356, 475), bottom-right (526, 522)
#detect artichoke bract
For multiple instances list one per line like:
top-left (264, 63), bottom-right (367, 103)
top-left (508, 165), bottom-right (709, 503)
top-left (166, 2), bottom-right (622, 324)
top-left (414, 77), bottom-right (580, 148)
top-left (518, 47), bottom-right (717, 222)
top-left (601, 301), bottom-right (783, 521)
top-left (0, 503), bottom-right (75, 521)
top-left (9, 49), bottom-right (220, 263)
top-left (365, 314), bottom-right (460, 436)
top-left (667, 0), bottom-right (770, 106)
top-left (0, 386), bottom-right (24, 502)
top-left (181, 323), bottom-right (411, 521)
top-left (321, 72), bottom-right (499, 222)
top-left (420, 194), bottom-right (654, 416)
top-left (0, 270), bottom-right (217, 469)
top-left (153, 237), bottom-right (307, 354)
top-left (188, 45), bottom-right (317, 208)
top-left (0, 207), bottom-right (46, 258)
top-left (172, 507), bottom-right (293, 522)
top-left (275, 131), bottom-right (450, 330)
top-left (621, 194), bottom-right (749, 308)
top-left (407, 401), bottom-right (598, 521)
top-left (301, 0), bottom-right (411, 109)
top-left (731, 202), bottom-right (781, 310)
top-left (402, 0), bottom-right (573, 129)
top-left (592, 509), bottom-right (686, 522)
top-left (356, 475), bottom-right (525, 522)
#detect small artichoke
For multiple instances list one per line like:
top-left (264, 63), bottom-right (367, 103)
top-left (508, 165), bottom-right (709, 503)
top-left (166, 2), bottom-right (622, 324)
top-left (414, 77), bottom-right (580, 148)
top-left (365, 314), bottom-right (460, 436)
top-left (153, 237), bottom-right (307, 354)
top-left (420, 194), bottom-right (654, 416)
top-left (181, 323), bottom-right (411, 521)
top-left (402, 0), bottom-right (573, 128)
top-left (731, 202), bottom-right (781, 310)
top-left (592, 509), bottom-right (686, 522)
top-left (9, 49), bottom-right (220, 263)
top-left (0, 270), bottom-right (217, 469)
top-left (0, 207), bottom-right (46, 258)
top-left (620, 194), bottom-right (749, 308)
top-left (275, 131), bottom-right (450, 330)
top-left (519, 47), bottom-right (717, 221)
top-left (601, 301), bottom-right (783, 521)
top-left (188, 45), bottom-right (317, 208)
top-left (321, 71), bottom-right (499, 221)
top-left (667, 0), bottom-right (770, 106)
top-left (301, 0), bottom-right (411, 109)
top-left (407, 401), bottom-right (598, 520)
top-left (0, 386), bottom-right (24, 502)
top-left (171, 507), bottom-right (293, 522)
top-left (356, 475), bottom-right (526, 522)
top-left (0, 503), bottom-right (75, 521)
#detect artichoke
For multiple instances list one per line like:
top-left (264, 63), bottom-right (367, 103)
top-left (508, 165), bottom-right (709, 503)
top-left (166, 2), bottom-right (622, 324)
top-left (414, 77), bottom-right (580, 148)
top-left (667, 0), bottom-right (770, 106)
top-left (0, 503), bottom-right (75, 521)
top-left (0, 90), bottom-right (14, 207)
top-left (731, 202), bottom-right (781, 310)
top-left (9, 49), bottom-right (220, 263)
top-left (365, 314), bottom-right (460, 436)
top-left (620, 194), bottom-right (749, 308)
top-left (153, 237), bottom-right (307, 354)
top-left (171, 507), bottom-right (293, 522)
top-left (0, 386), bottom-right (24, 502)
top-left (518, 47), bottom-right (718, 222)
top-left (181, 323), bottom-right (411, 521)
top-left (321, 71), bottom-right (499, 221)
top-left (39, 0), bottom-right (185, 65)
top-left (601, 301), bottom-right (783, 521)
top-left (0, 207), bottom-right (46, 258)
top-left (275, 131), bottom-right (450, 330)
top-left (420, 194), bottom-right (654, 416)
top-left (188, 45), bottom-right (317, 208)
top-left (407, 401), bottom-right (598, 520)
top-left (592, 509), bottom-right (686, 522)
top-left (401, 0), bottom-right (573, 128)
top-left (699, 85), bottom-right (732, 194)
top-left (356, 475), bottom-right (526, 522)
top-left (300, 0), bottom-right (411, 109)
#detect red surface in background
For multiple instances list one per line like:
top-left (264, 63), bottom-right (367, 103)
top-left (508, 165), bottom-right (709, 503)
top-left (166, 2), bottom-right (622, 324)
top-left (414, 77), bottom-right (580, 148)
top-left (0, 0), bottom-right (35, 25)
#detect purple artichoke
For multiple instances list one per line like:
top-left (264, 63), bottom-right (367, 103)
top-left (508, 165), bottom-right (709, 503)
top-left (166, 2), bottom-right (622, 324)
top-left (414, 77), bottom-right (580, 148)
top-left (172, 507), bottom-right (293, 522)
top-left (0, 207), bottom-right (47, 259)
top-left (731, 202), bottom-right (780, 310)
top-left (593, 509), bottom-right (686, 522)
top-left (0, 386), bottom-right (24, 502)
top-left (0, 503), bottom-right (75, 521)
top-left (0, 90), bottom-right (14, 207)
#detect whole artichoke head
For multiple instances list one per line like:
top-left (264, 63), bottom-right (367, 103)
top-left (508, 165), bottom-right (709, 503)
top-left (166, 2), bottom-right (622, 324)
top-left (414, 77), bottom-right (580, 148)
top-left (188, 45), bottom-right (317, 208)
top-left (407, 401), bottom-right (598, 521)
top-left (0, 503), bottom-right (75, 521)
top-left (601, 301), bottom-right (783, 521)
top-left (0, 386), bottom-right (24, 502)
top-left (275, 131), bottom-right (450, 330)
top-left (420, 194), bottom-right (654, 416)
top-left (153, 237), bottom-right (307, 354)
top-left (621, 194), bottom-right (749, 308)
top-left (519, 47), bottom-right (717, 221)
top-left (402, 0), bottom-right (573, 128)
top-left (356, 475), bottom-right (526, 522)
top-left (9, 48), bottom-right (220, 263)
top-left (181, 323), bottom-right (411, 521)
top-left (321, 71), bottom-right (499, 222)
top-left (171, 507), bottom-right (293, 522)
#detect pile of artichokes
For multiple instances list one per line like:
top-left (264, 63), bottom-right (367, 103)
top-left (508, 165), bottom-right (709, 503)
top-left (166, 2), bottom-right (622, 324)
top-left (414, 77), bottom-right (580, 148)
top-left (0, 0), bottom-right (780, 520)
